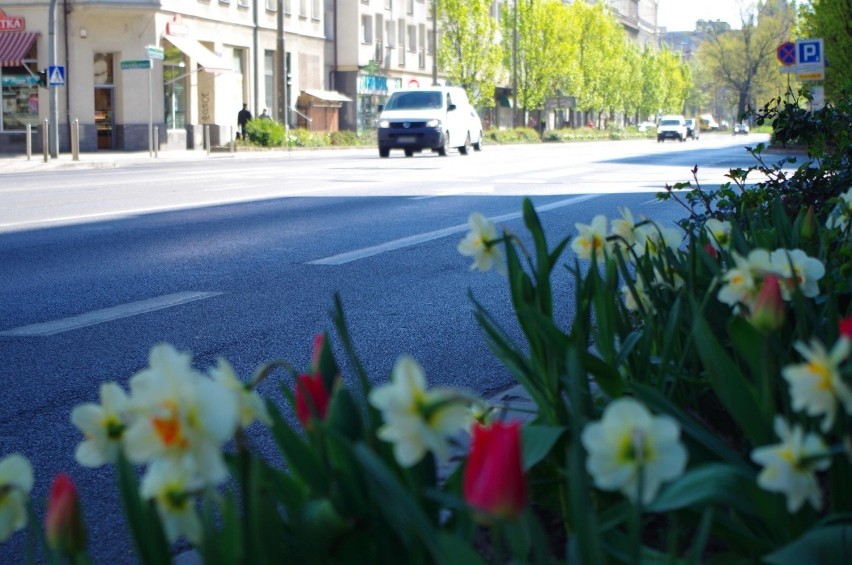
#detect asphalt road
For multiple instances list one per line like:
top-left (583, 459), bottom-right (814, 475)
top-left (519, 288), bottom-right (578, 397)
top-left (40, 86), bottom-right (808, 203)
top-left (0, 133), bottom-right (780, 562)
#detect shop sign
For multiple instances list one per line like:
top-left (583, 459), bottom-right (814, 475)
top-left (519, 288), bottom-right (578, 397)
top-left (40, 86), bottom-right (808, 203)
top-left (0, 10), bottom-right (26, 31)
top-left (1, 75), bottom-right (37, 87)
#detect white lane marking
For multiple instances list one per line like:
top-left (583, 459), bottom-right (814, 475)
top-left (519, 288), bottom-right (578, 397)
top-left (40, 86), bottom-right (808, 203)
top-left (308, 194), bottom-right (603, 266)
top-left (0, 291), bottom-right (223, 337)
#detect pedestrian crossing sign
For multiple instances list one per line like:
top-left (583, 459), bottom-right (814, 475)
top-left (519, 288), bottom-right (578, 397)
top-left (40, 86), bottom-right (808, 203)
top-left (48, 65), bottom-right (65, 86)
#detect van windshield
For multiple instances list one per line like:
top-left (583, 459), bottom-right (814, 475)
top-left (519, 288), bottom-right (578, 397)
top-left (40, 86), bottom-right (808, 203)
top-left (660, 119), bottom-right (680, 126)
top-left (384, 91), bottom-right (443, 110)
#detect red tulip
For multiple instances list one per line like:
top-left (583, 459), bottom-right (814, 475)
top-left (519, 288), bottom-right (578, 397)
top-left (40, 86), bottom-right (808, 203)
top-left (704, 243), bottom-right (719, 259)
top-left (463, 421), bottom-right (527, 520)
top-left (749, 275), bottom-right (785, 332)
top-left (295, 373), bottom-right (330, 428)
top-left (840, 317), bottom-right (852, 339)
top-left (45, 474), bottom-right (86, 556)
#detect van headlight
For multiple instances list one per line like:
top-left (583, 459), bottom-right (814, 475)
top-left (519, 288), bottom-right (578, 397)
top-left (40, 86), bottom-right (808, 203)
top-left (426, 119), bottom-right (441, 128)
top-left (378, 119), bottom-right (390, 128)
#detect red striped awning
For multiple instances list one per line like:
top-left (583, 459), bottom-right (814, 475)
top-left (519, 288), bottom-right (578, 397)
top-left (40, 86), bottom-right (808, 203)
top-left (0, 32), bottom-right (39, 67)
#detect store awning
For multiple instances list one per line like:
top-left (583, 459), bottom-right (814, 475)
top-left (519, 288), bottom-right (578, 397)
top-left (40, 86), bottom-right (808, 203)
top-left (0, 32), bottom-right (38, 67)
top-left (302, 89), bottom-right (352, 103)
top-left (165, 34), bottom-right (231, 73)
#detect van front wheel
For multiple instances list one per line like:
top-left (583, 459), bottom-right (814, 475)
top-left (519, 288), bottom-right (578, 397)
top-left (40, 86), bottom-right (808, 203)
top-left (437, 132), bottom-right (449, 156)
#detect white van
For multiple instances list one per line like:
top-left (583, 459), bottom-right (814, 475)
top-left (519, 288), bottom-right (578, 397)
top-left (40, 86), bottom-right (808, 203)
top-left (376, 86), bottom-right (484, 157)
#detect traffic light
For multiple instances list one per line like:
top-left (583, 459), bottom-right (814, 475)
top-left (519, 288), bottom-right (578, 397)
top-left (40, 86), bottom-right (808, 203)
top-left (37, 70), bottom-right (47, 88)
top-left (286, 72), bottom-right (292, 87)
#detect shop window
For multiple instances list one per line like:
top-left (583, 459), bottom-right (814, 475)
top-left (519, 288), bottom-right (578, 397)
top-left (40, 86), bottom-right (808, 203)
top-left (0, 41), bottom-right (39, 132)
top-left (93, 53), bottom-right (116, 149)
top-left (163, 45), bottom-right (187, 129)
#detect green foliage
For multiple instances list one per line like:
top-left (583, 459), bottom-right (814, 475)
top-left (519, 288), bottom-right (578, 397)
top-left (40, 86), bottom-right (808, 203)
top-left (244, 118), bottom-right (285, 147)
top-left (484, 127), bottom-right (541, 143)
top-left (437, 0), bottom-right (502, 107)
top-left (799, 0), bottom-right (852, 99)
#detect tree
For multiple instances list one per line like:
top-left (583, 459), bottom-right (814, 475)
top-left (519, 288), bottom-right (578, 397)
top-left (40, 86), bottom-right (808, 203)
top-left (800, 0), bottom-right (852, 98)
top-left (563, 1), bottom-right (633, 119)
top-left (501, 0), bottom-right (573, 117)
top-left (697, 0), bottom-right (796, 120)
top-left (437, 0), bottom-right (503, 107)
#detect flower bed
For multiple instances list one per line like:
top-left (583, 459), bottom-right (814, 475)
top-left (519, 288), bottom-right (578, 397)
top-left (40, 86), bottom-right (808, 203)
top-left (2, 93), bottom-right (850, 563)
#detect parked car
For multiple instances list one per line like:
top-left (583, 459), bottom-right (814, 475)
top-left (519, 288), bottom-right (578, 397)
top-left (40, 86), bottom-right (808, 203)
top-left (657, 115), bottom-right (687, 142)
top-left (637, 121), bottom-right (656, 133)
top-left (376, 86), bottom-right (483, 157)
top-left (733, 122), bottom-right (750, 135)
top-left (685, 118), bottom-right (699, 140)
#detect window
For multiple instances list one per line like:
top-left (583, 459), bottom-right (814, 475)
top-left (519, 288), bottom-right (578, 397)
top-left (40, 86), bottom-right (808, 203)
top-left (386, 19), bottom-right (394, 47)
top-left (407, 24), bottom-right (416, 52)
top-left (300, 0), bottom-right (307, 17)
top-left (385, 0), bottom-right (392, 8)
top-left (0, 40), bottom-right (39, 133)
top-left (266, 0), bottom-right (276, 10)
top-left (238, 0), bottom-right (250, 6)
top-left (418, 23), bottom-right (425, 49)
top-left (398, 20), bottom-right (406, 65)
top-left (233, 48), bottom-right (245, 75)
top-left (283, 0), bottom-right (291, 14)
top-left (163, 47), bottom-right (186, 129)
top-left (312, 0), bottom-right (320, 19)
top-left (264, 50), bottom-right (275, 113)
top-left (407, 0), bottom-right (414, 15)
top-left (375, 15), bottom-right (384, 43)
top-left (361, 15), bottom-right (373, 44)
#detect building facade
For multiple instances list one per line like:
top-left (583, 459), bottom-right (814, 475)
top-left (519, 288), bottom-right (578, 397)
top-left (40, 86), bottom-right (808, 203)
top-left (0, 0), bottom-right (335, 154)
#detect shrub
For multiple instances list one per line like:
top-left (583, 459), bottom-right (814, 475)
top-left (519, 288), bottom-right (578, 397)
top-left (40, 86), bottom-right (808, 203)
top-left (244, 119), bottom-right (285, 147)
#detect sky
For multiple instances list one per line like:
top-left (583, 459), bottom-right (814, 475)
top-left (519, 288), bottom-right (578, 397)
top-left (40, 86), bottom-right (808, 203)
top-left (657, 0), bottom-right (748, 31)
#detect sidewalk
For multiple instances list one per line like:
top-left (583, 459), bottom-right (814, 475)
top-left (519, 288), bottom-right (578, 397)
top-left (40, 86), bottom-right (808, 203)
top-left (0, 148), bottom-right (243, 173)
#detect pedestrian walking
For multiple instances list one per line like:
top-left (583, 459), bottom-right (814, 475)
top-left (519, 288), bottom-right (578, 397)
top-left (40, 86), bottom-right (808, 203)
top-left (237, 103), bottom-right (252, 139)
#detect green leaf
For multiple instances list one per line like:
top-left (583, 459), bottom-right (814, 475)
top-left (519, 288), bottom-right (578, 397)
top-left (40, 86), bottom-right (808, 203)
top-left (691, 312), bottom-right (772, 446)
top-left (267, 402), bottom-right (330, 494)
top-left (436, 532), bottom-right (486, 565)
top-left (763, 524), bottom-right (852, 565)
top-left (728, 317), bottom-right (765, 379)
top-left (352, 443), bottom-right (445, 560)
top-left (521, 425), bottom-right (566, 470)
top-left (648, 464), bottom-right (759, 515)
top-left (114, 452), bottom-right (170, 564)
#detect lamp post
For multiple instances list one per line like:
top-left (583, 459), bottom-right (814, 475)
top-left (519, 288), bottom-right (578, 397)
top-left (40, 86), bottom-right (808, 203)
top-left (276, 0), bottom-right (288, 136)
top-left (432, 0), bottom-right (438, 85)
top-left (48, 0), bottom-right (59, 157)
top-left (512, 0), bottom-right (518, 127)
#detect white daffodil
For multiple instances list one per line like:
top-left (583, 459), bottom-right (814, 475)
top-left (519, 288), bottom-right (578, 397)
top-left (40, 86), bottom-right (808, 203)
top-left (123, 344), bottom-right (239, 487)
top-left (369, 356), bottom-right (472, 467)
top-left (703, 218), bottom-right (732, 251)
top-left (769, 249), bottom-right (825, 300)
top-left (782, 338), bottom-right (852, 432)
top-left (140, 457), bottom-right (203, 544)
top-left (633, 222), bottom-right (683, 259)
top-left (581, 397), bottom-right (688, 505)
top-left (622, 276), bottom-right (651, 314)
top-left (71, 381), bottom-right (130, 467)
top-left (717, 252), bottom-right (757, 309)
top-left (825, 187), bottom-right (852, 231)
top-left (751, 416), bottom-right (830, 513)
top-left (0, 454), bottom-right (33, 542)
top-left (610, 207), bottom-right (638, 250)
top-left (209, 358), bottom-right (272, 429)
top-left (571, 214), bottom-right (610, 262)
top-left (458, 212), bottom-right (504, 274)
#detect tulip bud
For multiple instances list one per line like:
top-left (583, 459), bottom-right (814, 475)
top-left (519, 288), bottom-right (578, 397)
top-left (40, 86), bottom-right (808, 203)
top-left (840, 317), bottom-right (852, 340)
top-left (703, 243), bottom-right (718, 259)
top-left (800, 205), bottom-right (816, 240)
top-left (749, 275), bottom-right (785, 332)
top-left (463, 421), bottom-right (527, 520)
top-left (45, 474), bottom-right (86, 556)
top-left (295, 373), bottom-right (330, 429)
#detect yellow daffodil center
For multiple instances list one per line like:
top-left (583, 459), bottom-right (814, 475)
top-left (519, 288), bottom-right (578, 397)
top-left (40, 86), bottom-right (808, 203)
top-left (806, 361), bottom-right (833, 390)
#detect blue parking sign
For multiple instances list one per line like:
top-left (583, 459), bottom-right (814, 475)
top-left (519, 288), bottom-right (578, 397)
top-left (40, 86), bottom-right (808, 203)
top-left (796, 39), bottom-right (823, 65)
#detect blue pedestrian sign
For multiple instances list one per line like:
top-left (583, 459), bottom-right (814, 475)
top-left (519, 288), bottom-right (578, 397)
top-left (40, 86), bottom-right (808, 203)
top-left (795, 38), bottom-right (825, 81)
top-left (47, 65), bottom-right (65, 86)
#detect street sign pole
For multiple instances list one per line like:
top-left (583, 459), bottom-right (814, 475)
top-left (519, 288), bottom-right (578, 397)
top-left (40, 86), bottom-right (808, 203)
top-left (149, 62), bottom-right (153, 157)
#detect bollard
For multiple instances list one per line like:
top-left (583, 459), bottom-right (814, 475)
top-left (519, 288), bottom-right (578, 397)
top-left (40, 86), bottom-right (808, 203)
top-left (42, 119), bottom-right (49, 163)
top-left (204, 125), bottom-right (210, 156)
top-left (72, 119), bottom-right (80, 161)
top-left (230, 125), bottom-right (235, 153)
top-left (26, 124), bottom-right (32, 161)
top-left (154, 126), bottom-right (159, 158)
